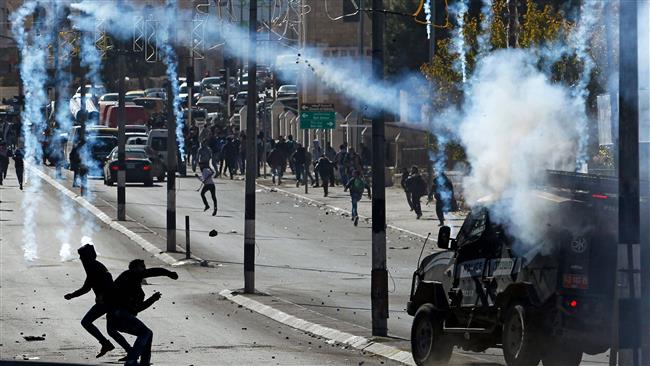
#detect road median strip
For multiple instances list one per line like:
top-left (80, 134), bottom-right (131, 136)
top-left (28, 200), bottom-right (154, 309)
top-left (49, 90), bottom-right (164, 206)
top-left (219, 288), bottom-right (416, 366)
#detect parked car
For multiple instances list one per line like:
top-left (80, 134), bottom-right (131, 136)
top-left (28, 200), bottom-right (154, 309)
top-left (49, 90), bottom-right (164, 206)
top-left (145, 129), bottom-right (187, 181)
top-left (125, 90), bottom-right (145, 102)
top-left (196, 96), bottom-right (223, 113)
top-left (179, 82), bottom-right (202, 106)
top-left (64, 126), bottom-right (117, 169)
top-left (88, 135), bottom-right (118, 176)
top-left (103, 146), bottom-right (154, 186)
top-left (99, 93), bottom-right (119, 102)
top-left (104, 105), bottom-right (148, 128)
top-left (132, 97), bottom-right (164, 115)
top-left (201, 76), bottom-right (224, 89)
top-left (144, 88), bottom-right (166, 99)
top-left (277, 84), bottom-right (297, 98)
top-left (233, 91), bottom-right (248, 112)
top-left (125, 125), bottom-right (148, 134)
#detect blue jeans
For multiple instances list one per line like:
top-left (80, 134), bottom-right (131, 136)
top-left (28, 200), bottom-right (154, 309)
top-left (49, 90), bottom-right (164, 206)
top-left (351, 193), bottom-right (361, 217)
top-left (295, 163), bottom-right (304, 183)
top-left (339, 167), bottom-right (348, 186)
top-left (81, 303), bottom-right (131, 353)
top-left (107, 310), bottom-right (152, 365)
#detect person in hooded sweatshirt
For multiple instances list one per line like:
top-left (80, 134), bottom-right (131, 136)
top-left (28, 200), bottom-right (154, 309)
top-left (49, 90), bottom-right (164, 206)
top-left (64, 244), bottom-right (132, 359)
top-left (106, 259), bottom-right (178, 366)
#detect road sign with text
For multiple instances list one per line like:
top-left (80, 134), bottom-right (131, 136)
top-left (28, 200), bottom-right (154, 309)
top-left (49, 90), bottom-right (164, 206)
top-left (300, 103), bottom-right (335, 129)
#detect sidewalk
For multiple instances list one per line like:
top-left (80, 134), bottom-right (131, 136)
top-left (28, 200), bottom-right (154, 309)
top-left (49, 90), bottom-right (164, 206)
top-left (253, 172), bottom-right (467, 240)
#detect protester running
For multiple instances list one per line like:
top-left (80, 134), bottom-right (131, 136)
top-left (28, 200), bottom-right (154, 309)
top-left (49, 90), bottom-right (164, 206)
top-left (344, 170), bottom-right (371, 226)
top-left (64, 244), bottom-right (131, 359)
top-left (196, 166), bottom-right (217, 216)
top-left (428, 169), bottom-right (458, 226)
top-left (105, 259), bottom-right (178, 366)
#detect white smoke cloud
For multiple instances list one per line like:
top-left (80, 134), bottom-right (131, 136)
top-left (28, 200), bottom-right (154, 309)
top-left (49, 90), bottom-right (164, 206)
top-left (59, 242), bottom-right (73, 262)
top-left (459, 50), bottom-right (583, 251)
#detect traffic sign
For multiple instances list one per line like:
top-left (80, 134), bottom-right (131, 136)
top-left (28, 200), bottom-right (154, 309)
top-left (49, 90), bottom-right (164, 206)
top-left (300, 103), bottom-right (335, 129)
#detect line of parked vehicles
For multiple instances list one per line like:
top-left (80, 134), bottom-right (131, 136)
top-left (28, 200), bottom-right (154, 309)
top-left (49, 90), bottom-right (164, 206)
top-left (40, 64), bottom-right (294, 187)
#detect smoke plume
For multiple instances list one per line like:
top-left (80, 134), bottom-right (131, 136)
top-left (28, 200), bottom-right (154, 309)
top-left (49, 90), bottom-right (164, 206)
top-left (459, 50), bottom-right (582, 252)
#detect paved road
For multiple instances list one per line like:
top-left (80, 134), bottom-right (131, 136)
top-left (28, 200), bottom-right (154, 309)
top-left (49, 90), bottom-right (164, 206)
top-left (0, 169), bottom-right (400, 366)
top-left (1, 166), bottom-right (612, 365)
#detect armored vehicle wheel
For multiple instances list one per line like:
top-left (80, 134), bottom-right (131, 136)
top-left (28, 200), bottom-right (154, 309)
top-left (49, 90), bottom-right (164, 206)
top-left (542, 344), bottom-right (583, 366)
top-left (411, 304), bottom-right (452, 366)
top-left (502, 303), bottom-right (542, 366)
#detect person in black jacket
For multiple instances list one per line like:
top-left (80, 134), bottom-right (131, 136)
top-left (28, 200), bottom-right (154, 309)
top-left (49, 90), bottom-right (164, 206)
top-left (400, 167), bottom-right (413, 212)
top-left (221, 136), bottom-right (238, 179)
top-left (428, 170), bottom-right (458, 226)
top-left (314, 154), bottom-right (333, 197)
top-left (106, 259), bottom-right (178, 366)
top-left (64, 244), bottom-right (131, 358)
top-left (291, 143), bottom-right (306, 187)
top-left (404, 166), bottom-right (426, 219)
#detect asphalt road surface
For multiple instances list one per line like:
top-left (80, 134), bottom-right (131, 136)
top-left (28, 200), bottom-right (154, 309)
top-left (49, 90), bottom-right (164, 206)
top-left (1, 166), bottom-right (612, 365)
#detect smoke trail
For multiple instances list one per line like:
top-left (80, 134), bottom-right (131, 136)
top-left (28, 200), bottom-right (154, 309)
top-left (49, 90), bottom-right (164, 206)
top-left (450, 0), bottom-right (469, 83)
top-left (459, 50), bottom-right (583, 253)
top-left (12, 0), bottom-right (55, 261)
top-left (424, 0), bottom-right (432, 41)
top-left (51, 3), bottom-right (79, 260)
top-left (159, 0), bottom-right (185, 160)
top-left (567, 1), bottom-right (604, 171)
top-left (477, 0), bottom-right (493, 56)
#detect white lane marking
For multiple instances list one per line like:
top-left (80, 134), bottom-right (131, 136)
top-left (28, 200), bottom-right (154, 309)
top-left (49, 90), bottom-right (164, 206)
top-left (26, 163), bottom-right (178, 266)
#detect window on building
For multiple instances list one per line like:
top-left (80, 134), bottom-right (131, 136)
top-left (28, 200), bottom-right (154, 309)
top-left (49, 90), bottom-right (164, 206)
top-left (342, 0), bottom-right (360, 22)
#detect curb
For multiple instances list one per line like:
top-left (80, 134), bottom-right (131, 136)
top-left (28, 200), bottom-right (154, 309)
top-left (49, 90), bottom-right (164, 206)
top-left (255, 182), bottom-right (432, 241)
top-left (27, 164), bottom-right (180, 266)
top-left (219, 289), bottom-right (416, 366)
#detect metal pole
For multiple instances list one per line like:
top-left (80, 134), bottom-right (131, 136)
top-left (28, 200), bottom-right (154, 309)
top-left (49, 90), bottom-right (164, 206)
top-left (185, 215), bottom-right (191, 259)
top-left (244, 0), bottom-right (258, 294)
top-left (117, 55), bottom-right (126, 221)
top-left (166, 81), bottom-right (177, 252)
top-left (79, 81), bottom-right (87, 196)
top-left (617, 1), bottom-right (642, 365)
top-left (371, 0), bottom-right (388, 337)
top-left (299, 0), bottom-right (308, 194)
top-left (356, 0), bottom-right (364, 151)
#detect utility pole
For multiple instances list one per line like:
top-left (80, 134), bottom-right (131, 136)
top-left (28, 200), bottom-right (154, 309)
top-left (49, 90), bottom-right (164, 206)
top-left (298, 0), bottom-right (308, 194)
top-left (244, 0), bottom-right (258, 294)
top-left (166, 81), bottom-right (177, 253)
top-left (371, 0), bottom-right (388, 337)
top-left (356, 0), bottom-right (364, 151)
top-left (616, 1), bottom-right (642, 365)
top-left (117, 54), bottom-right (126, 221)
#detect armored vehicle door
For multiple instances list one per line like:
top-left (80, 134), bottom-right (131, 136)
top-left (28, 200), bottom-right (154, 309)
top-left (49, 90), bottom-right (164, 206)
top-left (453, 209), bottom-right (494, 308)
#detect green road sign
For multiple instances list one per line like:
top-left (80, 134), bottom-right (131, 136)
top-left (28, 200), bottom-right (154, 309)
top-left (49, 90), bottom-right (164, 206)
top-left (300, 103), bottom-right (335, 129)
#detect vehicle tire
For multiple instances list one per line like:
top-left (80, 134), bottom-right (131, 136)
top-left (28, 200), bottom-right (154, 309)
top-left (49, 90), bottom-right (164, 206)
top-left (502, 302), bottom-right (542, 366)
top-left (411, 304), bottom-right (452, 366)
top-left (541, 344), bottom-right (583, 366)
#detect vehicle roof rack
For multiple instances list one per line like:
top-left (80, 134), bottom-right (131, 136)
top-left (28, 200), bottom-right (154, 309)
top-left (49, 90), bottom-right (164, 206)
top-left (545, 170), bottom-right (649, 196)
